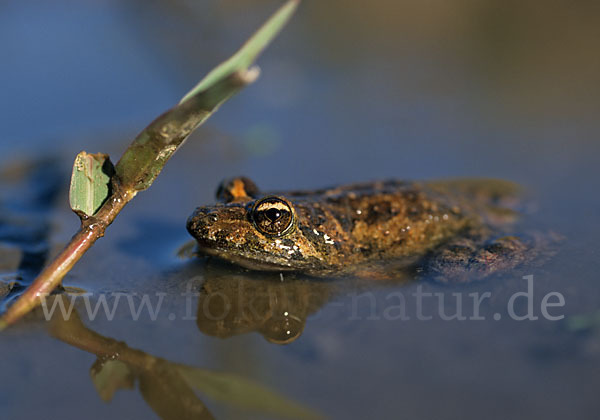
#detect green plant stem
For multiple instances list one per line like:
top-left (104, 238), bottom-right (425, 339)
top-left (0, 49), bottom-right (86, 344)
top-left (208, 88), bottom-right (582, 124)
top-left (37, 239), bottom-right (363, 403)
top-left (0, 71), bottom-right (255, 331)
top-left (49, 309), bottom-right (157, 369)
top-left (0, 0), bottom-right (299, 330)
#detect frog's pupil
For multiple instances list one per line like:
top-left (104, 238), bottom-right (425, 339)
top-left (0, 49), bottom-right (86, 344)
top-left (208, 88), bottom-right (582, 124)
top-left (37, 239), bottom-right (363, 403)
top-left (265, 208), bottom-right (281, 222)
top-left (251, 196), bottom-right (295, 237)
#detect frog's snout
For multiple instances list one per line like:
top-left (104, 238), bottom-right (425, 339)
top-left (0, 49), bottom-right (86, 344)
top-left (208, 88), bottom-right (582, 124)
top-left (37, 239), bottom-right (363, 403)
top-left (186, 205), bottom-right (250, 247)
top-left (186, 208), bottom-right (219, 234)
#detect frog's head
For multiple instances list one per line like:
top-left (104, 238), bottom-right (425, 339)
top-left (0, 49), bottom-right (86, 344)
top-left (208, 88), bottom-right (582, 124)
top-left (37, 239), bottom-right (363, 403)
top-left (187, 177), bottom-right (317, 271)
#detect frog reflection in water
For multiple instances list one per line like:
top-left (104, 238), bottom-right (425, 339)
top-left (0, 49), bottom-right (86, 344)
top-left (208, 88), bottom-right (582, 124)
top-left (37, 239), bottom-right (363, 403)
top-left (188, 177), bottom-right (544, 282)
top-left (196, 262), bottom-right (335, 344)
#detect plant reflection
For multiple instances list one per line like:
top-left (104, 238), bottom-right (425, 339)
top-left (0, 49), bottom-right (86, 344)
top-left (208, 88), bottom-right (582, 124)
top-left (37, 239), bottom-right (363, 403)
top-left (48, 308), bottom-right (322, 420)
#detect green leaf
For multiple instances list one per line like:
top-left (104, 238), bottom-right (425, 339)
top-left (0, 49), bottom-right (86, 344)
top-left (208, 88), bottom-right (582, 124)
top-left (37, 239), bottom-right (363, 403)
top-left (115, 0), bottom-right (299, 192)
top-left (115, 71), bottom-right (255, 192)
top-left (179, 0), bottom-right (299, 104)
top-left (176, 365), bottom-right (322, 420)
top-left (69, 152), bottom-right (115, 217)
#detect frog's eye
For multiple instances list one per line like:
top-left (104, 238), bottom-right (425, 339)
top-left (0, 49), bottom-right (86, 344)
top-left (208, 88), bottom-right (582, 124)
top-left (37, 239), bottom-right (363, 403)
top-left (251, 196), bottom-right (295, 237)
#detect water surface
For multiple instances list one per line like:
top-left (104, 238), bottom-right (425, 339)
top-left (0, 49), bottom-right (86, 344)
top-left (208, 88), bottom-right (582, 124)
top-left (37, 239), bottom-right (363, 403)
top-left (1, 1), bottom-right (599, 419)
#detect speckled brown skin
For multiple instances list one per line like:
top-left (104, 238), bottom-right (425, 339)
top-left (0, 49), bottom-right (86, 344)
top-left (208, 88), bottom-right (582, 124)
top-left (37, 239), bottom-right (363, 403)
top-left (187, 177), bottom-right (531, 280)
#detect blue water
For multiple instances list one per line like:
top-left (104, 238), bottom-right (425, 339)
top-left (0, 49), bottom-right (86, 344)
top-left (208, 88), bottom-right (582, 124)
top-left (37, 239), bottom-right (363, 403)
top-left (1, 1), bottom-right (599, 419)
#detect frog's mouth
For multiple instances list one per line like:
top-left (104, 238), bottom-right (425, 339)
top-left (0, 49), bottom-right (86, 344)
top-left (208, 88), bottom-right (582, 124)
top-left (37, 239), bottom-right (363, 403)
top-left (195, 245), bottom-right (297, 272)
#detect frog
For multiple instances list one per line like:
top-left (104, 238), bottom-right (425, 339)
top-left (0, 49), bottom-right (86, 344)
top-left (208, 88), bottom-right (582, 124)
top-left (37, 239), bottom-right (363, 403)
top-left (186, 176), bottom-right (549, 282)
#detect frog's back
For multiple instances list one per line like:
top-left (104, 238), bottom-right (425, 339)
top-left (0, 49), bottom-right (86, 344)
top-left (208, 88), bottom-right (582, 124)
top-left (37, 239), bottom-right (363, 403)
top-left (278, 180), bottom-right (480, 271)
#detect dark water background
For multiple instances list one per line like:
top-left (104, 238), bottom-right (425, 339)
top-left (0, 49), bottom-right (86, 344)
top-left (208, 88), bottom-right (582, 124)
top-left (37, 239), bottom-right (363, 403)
top-left (1, 1), bottom-right (600, 419)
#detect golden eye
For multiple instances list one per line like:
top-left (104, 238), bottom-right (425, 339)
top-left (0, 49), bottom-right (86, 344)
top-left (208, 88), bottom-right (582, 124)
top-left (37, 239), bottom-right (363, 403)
top-left (251, 196), bottom-right (295, 237)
